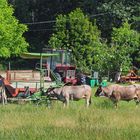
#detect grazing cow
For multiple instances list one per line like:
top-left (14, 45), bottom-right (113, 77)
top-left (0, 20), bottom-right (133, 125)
top-left (46, 85), bottom-right (92, 107)
top-left (0, 86), bottom-right (7, 105)
top-left (95, 84), bottom-right (140, 108)
top-left (0, 76), bottom-right (7, 105)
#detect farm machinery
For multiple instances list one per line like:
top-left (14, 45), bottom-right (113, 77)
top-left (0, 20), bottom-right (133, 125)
top-left (119, 69), bottom-right (140, 83)
top-left (0, 49), bottom-right (79, 105)
top-left (0, 52), bottom-right (63, 105)
top-left (42, 49), bottom-right (77, 85)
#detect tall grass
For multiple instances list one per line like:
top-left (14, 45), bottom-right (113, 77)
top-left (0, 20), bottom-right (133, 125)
top-left (0, 91), bottom-right (140, 140)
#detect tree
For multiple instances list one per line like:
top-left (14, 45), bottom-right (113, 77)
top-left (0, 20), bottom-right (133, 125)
top-left (48, 8), bottom-right (102, 72)
top-left (96, 0), bottom-right (140, 39)
top-left (8, 0), bottom-right (140, 53)
top-left (92, 21), bottom-right (140, 79)
top-left (111, 21), bottom-right (140, 71)
top-left (0, 0), bottom-right (28, 58)
top-left (8, 0), bottom-right (86, 53)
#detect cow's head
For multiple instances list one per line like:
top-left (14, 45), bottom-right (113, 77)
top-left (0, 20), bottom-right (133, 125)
top-left (46, 87), bottom-right (62, 97)
top-left (95, 85), bottom-right (107, 97)
top-left (95, 85), bottom-right (102, 97)
top-left (45, 87), bottom-right (56, 97)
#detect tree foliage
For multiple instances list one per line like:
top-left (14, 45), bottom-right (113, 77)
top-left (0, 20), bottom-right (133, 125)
top-left (6, 0), bottom-right (140, 71)
top-left (111, 22), bottom-right (140, 70)
top-left (96, 0), bottom-right (140, 38)
top-left (0, 0), bottom-right (28, 58)
top-left (94, 21), bottom-right (140, 74)
top-left (49, 8), bottom-right (102, 72)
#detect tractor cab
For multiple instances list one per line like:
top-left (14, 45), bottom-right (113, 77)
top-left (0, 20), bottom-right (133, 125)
top-left (43, 49), bottom-right (77, 85)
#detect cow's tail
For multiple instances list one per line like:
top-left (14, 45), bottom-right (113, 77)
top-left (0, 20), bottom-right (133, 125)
top-left (89, 96), bottom-right (92, 105)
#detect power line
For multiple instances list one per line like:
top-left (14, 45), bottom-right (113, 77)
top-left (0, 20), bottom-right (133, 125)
top-left (28, 28), bottom-right (54, 32)
top-left (23, 12), bottom-right (109, 25)
top-left (25, 20), bottom-right (56, 25)
top-left (90, 12), bottom-right (109, 17)
top-left (25, 12), bottom-right (110, 32)
top-left (27, 26), bottom-right (112, 32)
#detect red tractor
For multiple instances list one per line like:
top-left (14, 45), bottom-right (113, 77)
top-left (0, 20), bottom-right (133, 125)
top-left (43, 49), bottom-right (77, 85)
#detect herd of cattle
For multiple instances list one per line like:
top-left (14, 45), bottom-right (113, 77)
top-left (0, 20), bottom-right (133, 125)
top-left (0, 81), bottom-right (140, 108)
top-left (46, 83), bottom-right (140, 108)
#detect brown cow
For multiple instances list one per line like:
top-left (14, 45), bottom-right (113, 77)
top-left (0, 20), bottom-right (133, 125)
top-left (95, 84), bottom-right (140, 108)
top-left (46, 85), bottom-right (92, 107)
top-left (0, 76), bottom-right (7, 105)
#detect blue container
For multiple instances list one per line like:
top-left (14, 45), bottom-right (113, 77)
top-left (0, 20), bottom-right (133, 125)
top-left (95, 79), bottom-right (99, 86)
top-left (90, 79), bottom-right (96, 87)
top-left (101, 80), bottom-right (107, 87)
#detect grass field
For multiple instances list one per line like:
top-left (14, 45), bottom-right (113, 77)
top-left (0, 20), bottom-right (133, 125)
top-left (0, 87), bottom-right (140, 140)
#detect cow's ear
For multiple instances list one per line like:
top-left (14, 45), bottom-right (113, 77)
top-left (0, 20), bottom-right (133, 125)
top-left (47, 87), bottom-right (55, 92)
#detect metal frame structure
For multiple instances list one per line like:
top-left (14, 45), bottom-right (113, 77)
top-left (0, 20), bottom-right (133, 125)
top-left (20, 52), bottom-right (59, 89)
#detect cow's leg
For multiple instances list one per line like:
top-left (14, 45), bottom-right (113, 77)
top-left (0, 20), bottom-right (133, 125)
top-left (3, 88), bottom-right (7, 105)
top-left (114, 101), bottom-right (118, 109)
top-left (2, 96), bottom-right (4, 105)
top-left (85, 98), bottom-right (90, 107)
top-left (111, 91), bottom-right (120, 109)
top-left (1, 89), bottom-right (5, 105)
top-left (110, 97), bottom-right (119, 109)
top-left (70, 94), bottom-right (74, 101)
top-left (63, 96), bottom-right (69, 107)
top-left (63, 99), bottom-right (67, 108)
top-left (85, 90), bottom-right (91, 107)
top-left (63, 101), bottom-right (66, 108)
top-left (134, 96), bottom-right (139, 108)
top-left (135, 99), bottom-right (139, 108)
top-left (66, 97), bottom-right (69, 107)
top-left (4, 94), bottom-right (7, 105)
top-left (136, 101), bottom-right (139, 107)
top-left (135, 90), bottom-right (140, 108)
top-left (0, 88), bottom-right (2, 104)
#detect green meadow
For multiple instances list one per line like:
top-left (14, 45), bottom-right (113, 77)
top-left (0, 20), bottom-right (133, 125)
top-left (0, 88), bottom-right (140, 140)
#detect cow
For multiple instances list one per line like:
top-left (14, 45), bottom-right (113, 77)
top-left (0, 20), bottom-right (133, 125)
top-left (95, 84), bottom-right (140, 108)
top-left (0, 85), bottom-right (7, 105)
top-left (0, 76), bottom-right (7, 105)
top-left (46, 85), bottom-right (92, 107)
